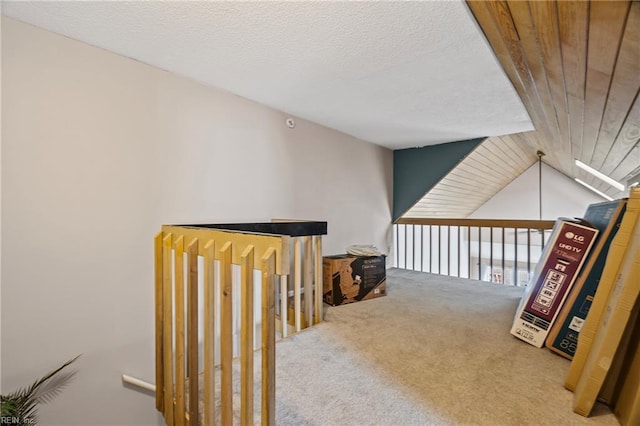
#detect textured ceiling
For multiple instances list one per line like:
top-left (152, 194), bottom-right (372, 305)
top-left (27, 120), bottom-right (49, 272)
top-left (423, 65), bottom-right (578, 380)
top-left (401, 1), bottom-right (639, 220)
top-left (1, 0), bottom-right (533, 149)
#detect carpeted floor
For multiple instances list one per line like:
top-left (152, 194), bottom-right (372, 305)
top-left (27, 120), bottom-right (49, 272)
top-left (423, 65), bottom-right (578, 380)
top-left (269, 268), bottom-right (618, 426)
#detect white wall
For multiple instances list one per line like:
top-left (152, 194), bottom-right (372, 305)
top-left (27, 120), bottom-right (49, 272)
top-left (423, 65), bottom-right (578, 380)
top-left (470, 162), bottom-right (605, 220)
top-left (1, 17), bottom-right (392, 425)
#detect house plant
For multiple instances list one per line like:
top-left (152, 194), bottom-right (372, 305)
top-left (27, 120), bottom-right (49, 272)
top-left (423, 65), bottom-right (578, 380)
top-left (1, 356), bottom-right (80, 425)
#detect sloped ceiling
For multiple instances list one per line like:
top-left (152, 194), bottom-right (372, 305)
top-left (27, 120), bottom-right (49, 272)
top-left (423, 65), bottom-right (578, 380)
top-left (405, 1), bottom-right (639, 219)
top-left (394, 138), bottom-right (484, 220)
top-left (1, 1), bottom-right (533, 149)
top-left (467, 0), bottom-right (640, 200)
top-left (4, 1), bottom-right (635, 220)
top-left (404, 136), bottom-right (538, 218)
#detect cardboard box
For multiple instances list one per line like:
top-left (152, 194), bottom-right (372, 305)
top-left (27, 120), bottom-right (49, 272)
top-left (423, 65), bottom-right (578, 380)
top-left (566, 188), bottom-right (640, 391)
top-left (510, 219), bottom-right (598, 347)
top-left (572, 214), bottom-right (640, 416)
top-left (323, 255), bottom-right (386, 306)
top-left (613, 308), bottom-right (640, 426)
top-left (547, 199), bottom-right (627, 359)
top-left (599, 298), bottom-right (639, 405)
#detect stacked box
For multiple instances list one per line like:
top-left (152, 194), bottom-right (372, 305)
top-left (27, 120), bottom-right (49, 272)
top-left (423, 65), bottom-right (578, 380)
top-left (613, 310), bottom-right (640, 426)
top-left (510, 219), bottom-right (598, 348)
top-left (546, 199), bottom-right (627, 358)
top-left (323, 254), bottom-right (386, 306)
top-left (565, 188), bottom-right (640, 391)
top-left (572, 214), bottom-right (640, 416)
top-left (599, 299), bottom-right (639, 405)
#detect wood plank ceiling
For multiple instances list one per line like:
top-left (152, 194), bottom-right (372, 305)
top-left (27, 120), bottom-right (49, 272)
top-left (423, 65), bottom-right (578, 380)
top-left (468, 0), bottom-right (639, 199)
top-left (403, 136), bottom-right (538, 218)
top-left (404, 1), bottom-right (639, 219)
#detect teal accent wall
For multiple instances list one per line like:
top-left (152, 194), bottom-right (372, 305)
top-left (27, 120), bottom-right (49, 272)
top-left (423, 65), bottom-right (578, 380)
top-left (393, 138), bottom-right (485, 221)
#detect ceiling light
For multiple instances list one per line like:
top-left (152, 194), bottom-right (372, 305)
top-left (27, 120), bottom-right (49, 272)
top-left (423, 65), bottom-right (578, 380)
top-left (627, 171), bottom-right (640, 188)
top-left (575, 159), bottom-right (625, 191)
top-left (575, 178), bottom-right (614, 201)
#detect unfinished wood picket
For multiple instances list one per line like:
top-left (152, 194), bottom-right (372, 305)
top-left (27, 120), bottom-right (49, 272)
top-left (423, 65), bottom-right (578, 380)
top-left (154, 221), bottom-right (326, 425)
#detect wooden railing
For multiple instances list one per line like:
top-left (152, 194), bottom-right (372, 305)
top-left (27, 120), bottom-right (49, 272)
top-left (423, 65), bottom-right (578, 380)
top-left (154, 221), bottom-right (326, 425)
top-left (394, 218), bottom-right (555, 286)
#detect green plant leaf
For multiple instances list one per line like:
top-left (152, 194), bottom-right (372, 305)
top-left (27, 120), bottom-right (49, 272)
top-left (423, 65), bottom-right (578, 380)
top-left (0, 355), bottom-right (80, 425)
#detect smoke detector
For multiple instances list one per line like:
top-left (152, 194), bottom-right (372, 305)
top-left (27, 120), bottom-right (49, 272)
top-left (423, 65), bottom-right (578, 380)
top-left (285, 118), bottom-right (295, 129)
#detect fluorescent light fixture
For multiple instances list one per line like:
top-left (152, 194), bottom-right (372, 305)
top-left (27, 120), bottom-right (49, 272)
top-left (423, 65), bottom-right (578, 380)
top-left (628, 171), bottom-right (640, 188)
top-left (575, 178), bottom-right (614, 201)
top-left (575, 159), bottom-right (625, 191)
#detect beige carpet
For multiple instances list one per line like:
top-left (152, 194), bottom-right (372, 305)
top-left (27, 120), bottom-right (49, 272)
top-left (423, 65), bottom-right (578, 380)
top-left (269, 268), bottom-right (618, 426)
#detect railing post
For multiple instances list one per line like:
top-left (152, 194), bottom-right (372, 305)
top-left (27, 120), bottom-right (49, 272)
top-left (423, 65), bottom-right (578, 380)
top-left (404, 224), bottom-right (408, 269)
top-left (203, 241), bottom-right (216, 426)
top-left (262, 248), bottom-right (277, 426)
top-left (174, 236), bottom-right (186, 426)
top-left (447, 225), bottom-right (451, 276)
top-left (491, 227), bottom-right (495, 282)
top-left (527, 228), bottom-right (531, 278)
top-left (514, 228), bottom-right (519, 286)
top-left (303, 236), bottom-right (313, 328)
top-left (395, 224), bottom-right (399, 268)
top-left (458, 226), bottom-right (461, 278)
top-left (502, 227), bottom-right (506, 283)
top-left (412, 225), bottom-right (416, 270)
top-left (220, 241), bottom-right (233, 426)
top-left (489, 227), bottom-right (494, 282)
top-left (154, 233), bottom-right (164, 413)
top-left (478, 227), bottom-right (482, 280)
top-left (429, 225), bottom-right (433, 273)
top-left (280, 275), bottom-right (288, 337)
top-left (314, 236), bottom-right (323, 324)
top-left (467, 226), bottom-right (471, 279)
top-left (187, 239), bottom-right (199, 426)
top-left (419, 225), bottom-right (424, 272)
top-left (162, 233), bottom-right (174, 424)
top-left (437, 226), bottom-right (442, 274)
top-left (293, 237), bottom-right (302, 332)
top-left (240, 245), bottom-right (255, 426)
